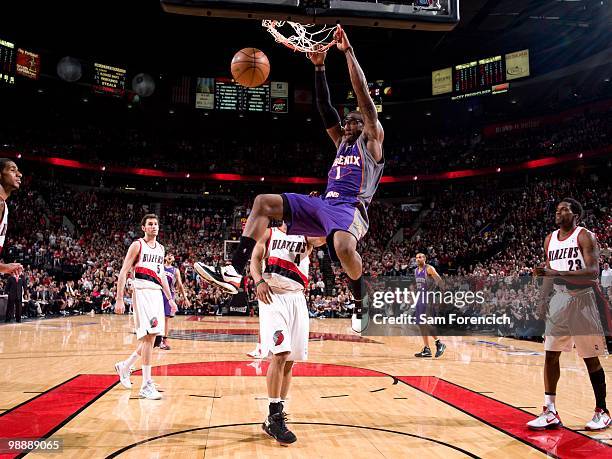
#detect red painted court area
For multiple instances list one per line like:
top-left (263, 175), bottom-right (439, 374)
top-left (0, 362), bottom-right (609, 458)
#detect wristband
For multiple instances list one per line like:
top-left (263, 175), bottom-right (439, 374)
top-left (315, 65), bottom-right (325, 71)
top-left (256, 279), bottom-right (267, 287)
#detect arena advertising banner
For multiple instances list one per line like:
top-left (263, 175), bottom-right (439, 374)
top-left (432, 67), bottom-right (452, 95)
top-left (270, 81), bottom-right (289, 113)
top-left (195, 77), bottom-right (215, 109)
top-left (483, 99), bottom-right (612, 137)
top-left (505, 49), bottom-right (530, 81)
top-left (16, 48), bottom-right (40, 80)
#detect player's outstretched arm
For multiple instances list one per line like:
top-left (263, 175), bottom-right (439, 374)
top-left (334, 26), bottom-right (384, 161)
top-left (309, 51), bottom-right (343, 147)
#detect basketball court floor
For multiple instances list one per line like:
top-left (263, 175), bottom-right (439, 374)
top-left (1, 315), bottom-right (610, 458)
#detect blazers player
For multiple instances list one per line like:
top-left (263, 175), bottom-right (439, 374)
top-left (528, 198), bottom-right (611, 431)
top-left (0, 158), bottom-right (24, 275)
top-left (250, 222), bottom-right (324, 445)
top-left (114, 214), bottom-right (177, 400)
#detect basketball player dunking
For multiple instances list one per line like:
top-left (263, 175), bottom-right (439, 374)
top-left (114, 214), bottom-right (177, 400)
top-left (159, 253), bottom-right (191, 350)
top-left (250, 222), bottom-right (325, 445)
top-left (413, 253), bottom-right (446, 358)
top-left (0, 159), bottom-right (24, 276)
top-left (527, 199), bottom-right (611, 430)
top-left (196, 26), bottom-right (384, 333)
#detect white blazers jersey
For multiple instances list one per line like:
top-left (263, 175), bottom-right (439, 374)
top-left (547, 226), bottom-right (596, 287)
top-left (132, 238), bottom-right (165, 290)
top-left (263, 227), bottom-right (310, 292)
top-left (547, 226), bottom-right (588, 272)
top-left (0, 201), bottom-right (7, 255)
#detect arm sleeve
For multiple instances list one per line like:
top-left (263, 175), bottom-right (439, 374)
top-left (315, 69), bottom-right (341, 129)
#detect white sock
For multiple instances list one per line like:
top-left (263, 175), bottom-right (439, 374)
top-left (125, 351), bottom-right (139, 368)
top-left (545, 394), bottom-right (556, 412)
top-left (269, 397), bottom-right (281, 404)
top-left (142, 365), bottom-right (152, 387)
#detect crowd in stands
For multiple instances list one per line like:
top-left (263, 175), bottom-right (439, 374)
top-left (1, 100), bottom-right (611, 329)
top-left (2, 104), bottom-right (611, 178)
top-left (2, 181), bottom-right (236, 318)
top-left (1, 169), bottom-right (610, 324)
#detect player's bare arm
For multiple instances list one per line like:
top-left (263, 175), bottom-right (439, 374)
top-left (176, 269), bottom-right (191, 308)
top-left (250, 233), bottom-right (273, 304)
top-left (335, 26), bottom-right (384, 161)
top-left (309, 50), bottom-right (343, 147)
top-left (115, 241), bottom-right (140, 314)
top-left (427, 265), bottom-right (445, 289)
top-left (535, 233), bottom-right (554, 319)
top-left (307, 237), bottom-right (327, 250)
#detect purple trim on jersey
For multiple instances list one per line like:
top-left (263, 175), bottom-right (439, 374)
top-left (164, 266), bottom-right (177, 294)
top-left (163, 265), bottom-right (177, 317)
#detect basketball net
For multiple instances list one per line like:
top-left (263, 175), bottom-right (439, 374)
top-left (261, 20), bottom-right (337, 55)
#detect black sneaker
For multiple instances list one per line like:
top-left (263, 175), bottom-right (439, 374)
top-left (435, 340), bottom-right (446, 358)
top-left (262, 412), bottom-right (297, 445)
top-left (194, 262), bottom-right (242, 294)
top-left (415, 346), bottom-right (432, 358)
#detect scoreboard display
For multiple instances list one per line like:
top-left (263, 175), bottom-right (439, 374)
top-left (0, 38), bottom-right (16, 86)
top-left (93, 62), bottom-right (127, 97)
top-left (214, 78), bottom-right (271, 112)
top-left (454, 56), bottom-right (504, 93)
top-left (345, 80), bottom-right (391, 113)
top-left (197, 78), bottom-right (287, 113)
top-left (433, 49), bottom-right (530, 99)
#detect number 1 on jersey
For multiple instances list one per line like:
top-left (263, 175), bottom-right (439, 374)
top-left (335, 166), bottom-right (341, 180)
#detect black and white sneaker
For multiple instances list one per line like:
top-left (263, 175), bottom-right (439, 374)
top-left (415, 346), bottom-right (432, 358)
top-left (194, 262), bottom-right (242, 294)
top-left (435, 340), bottom-right (446, 358)
top-left (262, 412), bottom-right (297, 445)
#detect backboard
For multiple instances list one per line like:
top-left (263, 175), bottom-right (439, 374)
top-left (161, 0), bottom-right (460, 31)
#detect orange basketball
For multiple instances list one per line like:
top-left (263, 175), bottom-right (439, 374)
top-left (231, 48), bottom-right (270, 88)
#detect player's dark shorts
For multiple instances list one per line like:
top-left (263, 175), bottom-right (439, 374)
top-left (414, 300), bottom-right (427, 318)
top-left (281, 193), bottom-right (369, 262)
top-left (163, 297), bottom-right (175, 318)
